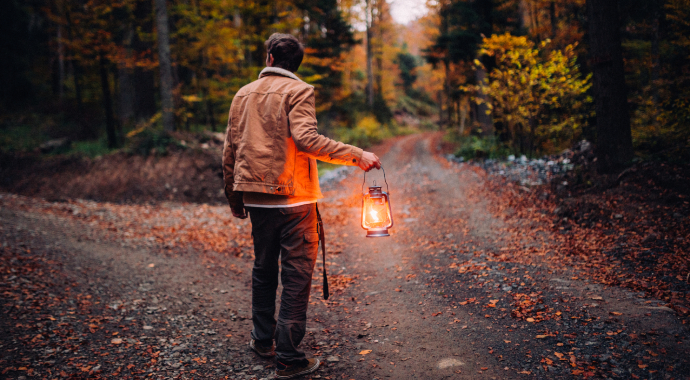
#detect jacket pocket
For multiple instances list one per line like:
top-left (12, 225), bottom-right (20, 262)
top-left (303, 231), bottom-right (320, 260)
top-left (304, 231), bottom-right (320, 243)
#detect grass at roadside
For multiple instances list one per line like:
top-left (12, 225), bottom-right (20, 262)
top-left (70, 138), bottom-right (116, 158)
top-left (317, 161), bottom-right (341, 177)
top-left (0, 123), bottom-right (49, 153)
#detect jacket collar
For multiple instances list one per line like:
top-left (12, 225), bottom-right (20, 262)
top-left (259, 67), bottom-right (304, 82)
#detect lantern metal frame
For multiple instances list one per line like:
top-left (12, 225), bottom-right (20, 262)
top-left (361, 167), bottom-right (393, 237)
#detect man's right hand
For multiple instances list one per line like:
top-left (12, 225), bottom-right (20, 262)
top-left (231, 205), bottom-right (248, 219)
top-left (359, 151), bottom-right (382, 172)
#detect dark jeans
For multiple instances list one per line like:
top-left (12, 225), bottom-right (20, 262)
top-left (247, 203), bottom-right (319, 363)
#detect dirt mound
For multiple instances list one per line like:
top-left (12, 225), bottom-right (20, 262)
top-left (0, 148), bottom-right (226, 204)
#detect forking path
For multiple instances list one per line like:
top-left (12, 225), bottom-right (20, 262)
top-left (1, 132), bottom-right (687, 379)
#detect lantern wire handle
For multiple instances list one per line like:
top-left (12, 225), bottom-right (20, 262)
top-left (362, 166), bottom-right (389, 194)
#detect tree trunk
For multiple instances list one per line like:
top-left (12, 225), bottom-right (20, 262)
top-left (529, 116), bottom-right (537, 158)
top-left (133, 0), bottom-right (157, 122)
top-left (234, 9), bottom-right (242, 29)
top-left (650, 0), bottom-right (662, 114)
top-left (587, 0), bottom-right (633, 173)
top-left (113, 66), bottom-right (124, 142)
top-left (375, 52), bottom-right (383, 98)
top-left (99, 54), bottom-right (118, 148)
top-left (57, 24), bottom-right (65, 100)
top-left (509, 122), bottom-right (519, 154)
top-left (365, 0), bottom-right (374, 109)
top-left (118, 26), bottom-right (135, 126)
top-left (73, 64), bottom-right (83, 107)
top-left (207, 99), bottom-right (215, 130)
top-left (550, 1), bottom-right (557, 39)
top-left (118, 67), bottom-right (135, 125)
top-left (459, 95), bottom-right (468, 136)
top-left (475, 66), bottom-right (493, 135)
top-left (530, 1), bottom-right (538, 35)
top-left (155, 0), bottom-right (175, 131)
top-left (438, 90), bottom-right (443, 125)
top-left (444, 61), bottom-right (451, 127)
top-left (375, 0), bottom-right (383, 95)
top-left (518, 0), bottom-right (529, 30)
top-left (64, 10), bottom-right (82, 106)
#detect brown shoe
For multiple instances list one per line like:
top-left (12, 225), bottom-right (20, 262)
top-left (249, 339), bottom-right (275, 357)
top-left (275, 358), bottom-right (320, 379)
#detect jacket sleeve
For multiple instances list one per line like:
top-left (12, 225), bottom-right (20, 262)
top-left (288, 86), bottom-right (364, 166)
top-left (222, 107), bottom-right (243, 209)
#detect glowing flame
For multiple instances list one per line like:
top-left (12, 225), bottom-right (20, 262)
top-left (369, 208), bottom-right (379, 222)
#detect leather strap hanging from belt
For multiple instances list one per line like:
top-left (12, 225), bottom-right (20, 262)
top-left (315, 203), bottom-right (329, 300)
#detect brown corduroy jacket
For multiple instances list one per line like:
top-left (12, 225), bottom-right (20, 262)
top-left (222, 67), bottom-right (363, 209)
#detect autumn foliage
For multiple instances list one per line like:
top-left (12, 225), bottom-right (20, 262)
top-left (466, 33), bottom-right (592, 155)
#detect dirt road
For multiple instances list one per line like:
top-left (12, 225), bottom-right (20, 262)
top-left (1, 133), bottom-right (688, 379)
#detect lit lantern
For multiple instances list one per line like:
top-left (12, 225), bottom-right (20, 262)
top-left (361, 169), bottom-right (393, 237)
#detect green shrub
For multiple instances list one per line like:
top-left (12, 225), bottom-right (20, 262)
top-left (373, 94), bottom-right (393, 124)
top-left (335, 116), bottom-right (392, 148)
top-left (317, 161), bottom-right (340, 176)
top-left (395, 93), bottom-right (436, 119)
top-left (70, 138), bottom-right (114, 158)
top-left (454, 135), bottom-right (511, 160)
top-left (126, 129), bottom-right (180, 156)
top-left (0, 122), bottom-right (48, 152)
top-left (389, 122), bottom-right (418, 136)
top-left (419, 120), bottom-right (439, 130)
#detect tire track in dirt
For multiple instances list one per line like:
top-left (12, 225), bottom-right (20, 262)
top-left (308, 133), bottom-right (689, 380)
top-left (309, 133), bottom-right (506, 379)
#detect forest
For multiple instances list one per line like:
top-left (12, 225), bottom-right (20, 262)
top-left (2, 0), bottom-right (689, 169)
top-left (2, 1), bottom-right (690, 379)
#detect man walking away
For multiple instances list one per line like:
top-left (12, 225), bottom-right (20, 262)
top-left (222, 33), bottom-right (381, 379)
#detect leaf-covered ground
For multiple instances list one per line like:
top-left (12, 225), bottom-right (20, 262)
top-left (1, 133), bottom-right (688, 379)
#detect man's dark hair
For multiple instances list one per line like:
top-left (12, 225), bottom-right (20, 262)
top-left (265, 33), bottom-right (304, 72)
